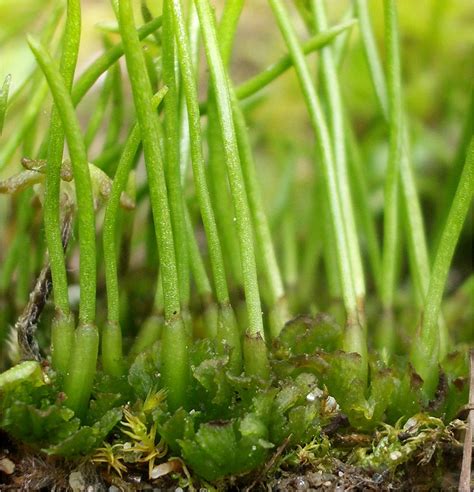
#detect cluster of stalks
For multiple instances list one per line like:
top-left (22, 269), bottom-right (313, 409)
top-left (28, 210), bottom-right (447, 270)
top-left (0, 0), bottom-right (472, 422)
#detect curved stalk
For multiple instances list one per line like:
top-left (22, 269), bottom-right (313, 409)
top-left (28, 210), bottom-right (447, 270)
top-left (28, 38), bottom-right (96, 325)
top-left (199, 20), bottom-right (356, 114)
top-left (28, 36), bottom-right (98, 417)
top-left (71, 16), bottom-right (163, 106)
top-left (412, 139), bottom-right (474, 396)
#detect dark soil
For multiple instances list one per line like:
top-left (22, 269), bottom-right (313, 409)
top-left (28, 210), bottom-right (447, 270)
top-left (0, 429), bottom-right (468, 491)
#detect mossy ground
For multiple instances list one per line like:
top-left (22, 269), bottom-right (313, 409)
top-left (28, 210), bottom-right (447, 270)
top-left (0, 404), bottom-right (470, 491)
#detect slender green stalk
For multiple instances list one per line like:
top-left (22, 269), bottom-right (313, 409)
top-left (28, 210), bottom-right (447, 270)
top-left (298, 176), bottom-right (324, 310)
top-left (354, 0), bottom-right (389, 117)
top-left (102, 56), bottom-right (124, 157)
top-left (178, 2), bottom-right (200, 182)
top-left (230, 91), bottom-right (288, 336)
top-left (218, 0), bottom-right (244, 63)
top-left (117, 0), bottom-right (188, 410)
top-left (203, 0), bottom-right (246, 289)
top-left (103, 87), bottom-right (168, 375)
top-left (162, 2), bottom-right (191, 310)
top-left (380, 0), bottom-right (402, 315)
top-left (43, 0), bottom-right (81, 330)
top-left (28, 37), bottom-right (98, 416)
top-left (199, 20), bottom-right (356, 114)
top-left (0, 191), bottom-right (32, 299)
top-left (206, 103), bottom-right (243, 286)
top-left (356, 0), bottom-right (431, 305)
top-left (84, 67), bottom-right (114, 150)
top-left (141, 1), bottom-right (162, 46)
top-left (195, 0), bottom-right (264, 336)
top-left (184, 206), bottom-right (219, 339)
top-left (184, 207), bottom-right (213, 301)
top-left (333, 4), bottom-right (355, 69)
top-left (169, 0), bottom-right (229, 306)
top-left (195, 0), bottom-right (269, 377)
top-left (345, 120), bottom-right (382, 291)
top-left (432, 91), bottom-right (473, 252)
top-left (321, 185), bottom-right (342, 301)
top-left (28, 38), bottom-right (96, 326)
top-left (117, 1), bottom-right (179, 319)
top-left (71, 16), bottom-right (163, 106)
top-left (269, 1), bottom-right (359, 318)
top-left (0, 75), bottom-right (11, 135)
top-left (412, 139), bottom-right (474, 396)
top-left (269, 0), bottom-right (367, 382)
top-left (170, 0), bottom-right (242, 371)
top-left (311, 0), bottom-right (365, 319)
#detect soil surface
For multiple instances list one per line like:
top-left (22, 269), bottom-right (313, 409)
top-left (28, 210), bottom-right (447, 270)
top-left (0, 429), bottom-right (468, 491)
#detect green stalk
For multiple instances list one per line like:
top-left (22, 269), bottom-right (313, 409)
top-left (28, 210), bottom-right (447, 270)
top-left (178, 2), bottom-right (200, 182)
top-left (432, 91), bottom-right (473, 253)
top-left (206, 104), bottom-right (242, 286)
top-left (184, 208), bottom-right (212, 300)
top-left (28, 37), bottom-right (98, 417)
top-left (333, 4), bottom-right (355, 69)
top-left (218, 0), bottom-right (244, 62)
top-left (84, 66), bottom-right (114, 150)
top-left (344, 120), bottom-right (382, 292)
top-left (41, 0), bottom-right (81, 375)
top-left (102, 57), bottom-right (124, 159)
top-left (298, 176), bottom-right (324, 310)
top-left (64, 324), bottom-right (99, 418)
top-left (162, 2), bottom-right (191, 310)
top-left (170, 0), bottom-right (229, 305)
top-left (0, 75), bottom-right (11, 135)
top-left (28, 39), bottom-right (96, 325)
top-left (203, 0), bottom-right (246, 289)
top-left (230, 90), bottom-right (289, 337)
top-left (321, 185), bottom-right (342, 302)
top-left (1, 6), bottom-right (63, 162)
top-left (195, 0), bottom-right (268, 377)
top-left (103, 87), bottom-right (168, 375)
top-left (380, 0), bottom-right (402, 311)
top-left (117, 0), bottom-right (188, 410)
top-left (199, 20), bottom-right (357, 114)
top-left (71, 16), bottom-right (163, 106)
top-left (356, 0), bottom-right (431, 306)
top-left (311, 0), bottom-right (365, 320)
top-left (184, 207), bottom-right (219, 339)
top-left (412, 139), bottom-right (474, 396)
top-left (354, 0), bottom-right (389, 117)
top-left (268, 0), bottom-right (366, 374)
top-left (170, 0), bottom-right (241, 371)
